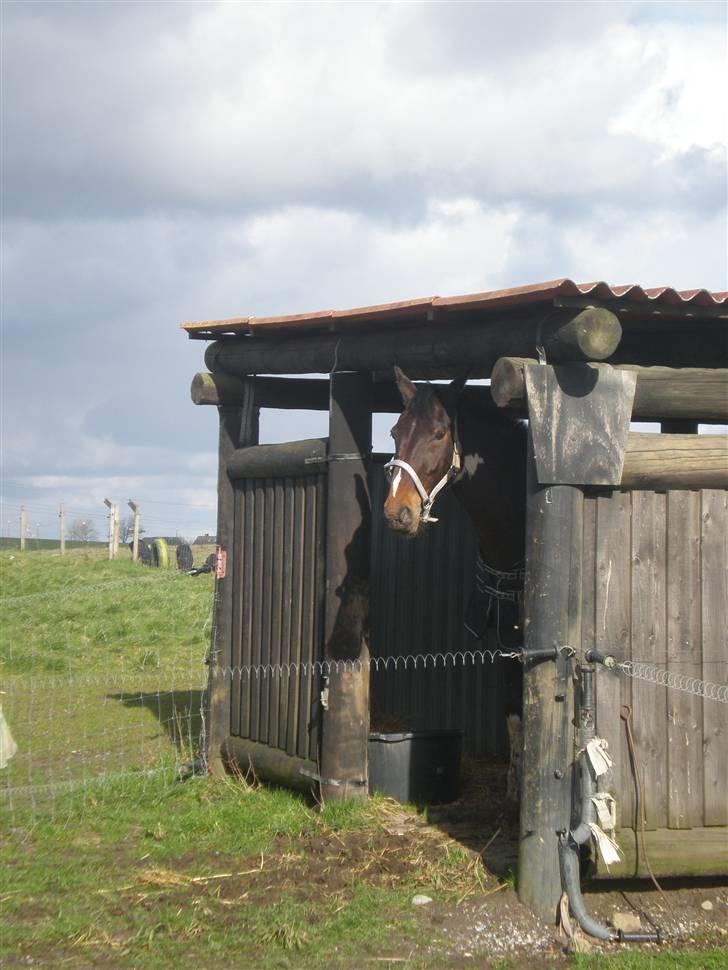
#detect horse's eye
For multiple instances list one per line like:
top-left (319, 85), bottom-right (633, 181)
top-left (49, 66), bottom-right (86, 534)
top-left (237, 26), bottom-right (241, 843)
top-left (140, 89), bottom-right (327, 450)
top-left (434, 429), bottom-right (446, 440)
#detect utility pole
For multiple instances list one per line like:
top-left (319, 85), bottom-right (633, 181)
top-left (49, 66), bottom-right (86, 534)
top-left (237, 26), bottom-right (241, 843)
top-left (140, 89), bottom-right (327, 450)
top-left (20, 506), bottom-right (27, 551)
top-left (103, 499), bottom-right (116, 560)
top-left (59, 503), bottom-right (66, 555)
top-left (128, 500), bottom-right (141, 561)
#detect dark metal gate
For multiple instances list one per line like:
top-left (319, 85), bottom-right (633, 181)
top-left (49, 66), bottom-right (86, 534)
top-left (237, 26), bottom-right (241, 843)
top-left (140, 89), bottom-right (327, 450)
top-left (227, 441), bottom-right (327, 769)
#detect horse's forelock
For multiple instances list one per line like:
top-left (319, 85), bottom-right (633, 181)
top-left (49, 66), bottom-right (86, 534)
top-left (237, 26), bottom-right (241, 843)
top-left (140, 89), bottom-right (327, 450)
top-left (407, 384), bottom-right (448, 423)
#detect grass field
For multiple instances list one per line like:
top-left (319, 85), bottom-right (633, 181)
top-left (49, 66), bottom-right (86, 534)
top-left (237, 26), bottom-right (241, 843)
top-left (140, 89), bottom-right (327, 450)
top-left (1, 549), bottom-right (725, 968)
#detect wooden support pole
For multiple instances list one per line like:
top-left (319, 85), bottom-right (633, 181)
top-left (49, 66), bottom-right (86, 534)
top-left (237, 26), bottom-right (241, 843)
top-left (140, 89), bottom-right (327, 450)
top-left (204, 308), bottom-right (622, 379)
top-left (319, 371), bottom-right (372, 802)
top-left (128, 500), bottom-right (141, 561)
top-left (491, 359), bottom-right (728, 423)
top-left (660, 419), bottom-right (699, 434)
top-left (59, 503), bottom-right (65, 556)
top-left (205, 381), bottom-right (259, 777)
top-left (19, 506), bottom-right (26, 551)
top-left (518, 435), bottom-right (581, 924)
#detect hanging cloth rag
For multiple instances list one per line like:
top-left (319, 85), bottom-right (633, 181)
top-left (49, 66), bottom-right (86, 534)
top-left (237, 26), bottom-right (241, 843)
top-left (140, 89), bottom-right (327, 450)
top-left (0, 703), bottom-right (18, 769)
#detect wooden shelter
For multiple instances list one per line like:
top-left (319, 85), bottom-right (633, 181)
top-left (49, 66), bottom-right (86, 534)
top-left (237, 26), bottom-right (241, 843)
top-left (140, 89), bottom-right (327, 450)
top-left (184, 278), bottom-right (728, 923)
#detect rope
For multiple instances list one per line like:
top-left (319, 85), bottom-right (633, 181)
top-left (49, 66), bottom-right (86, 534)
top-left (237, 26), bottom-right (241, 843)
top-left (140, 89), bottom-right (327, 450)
top-left (620, 705), bottom-right (674, 926)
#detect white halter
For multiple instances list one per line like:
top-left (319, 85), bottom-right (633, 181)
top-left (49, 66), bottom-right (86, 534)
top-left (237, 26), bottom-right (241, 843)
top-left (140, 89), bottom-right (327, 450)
top-left (384, 432), bottom-right (461, 524)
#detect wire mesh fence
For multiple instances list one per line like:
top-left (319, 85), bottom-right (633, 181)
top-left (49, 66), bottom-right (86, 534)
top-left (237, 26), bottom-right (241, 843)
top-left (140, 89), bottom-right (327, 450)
top-left (1, 659), bottom-right (208, 824)
top-left (1, 530), bottom-right (726, 828)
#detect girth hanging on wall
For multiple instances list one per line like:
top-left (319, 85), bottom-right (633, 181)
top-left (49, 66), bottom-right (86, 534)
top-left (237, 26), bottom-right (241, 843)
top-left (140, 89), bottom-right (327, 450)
top-left (464, 554), bottom-right (525, 650)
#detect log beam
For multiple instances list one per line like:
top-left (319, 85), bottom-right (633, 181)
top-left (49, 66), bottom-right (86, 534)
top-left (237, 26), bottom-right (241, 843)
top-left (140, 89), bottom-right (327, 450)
top-left (192, 372), bottom-right (512, 414)
top-left (204, 308), bottom-right (622, 379)
top-left (491, 358), bottom-right (728, 423)
top-left (622, 434), bottom-right (728, 489)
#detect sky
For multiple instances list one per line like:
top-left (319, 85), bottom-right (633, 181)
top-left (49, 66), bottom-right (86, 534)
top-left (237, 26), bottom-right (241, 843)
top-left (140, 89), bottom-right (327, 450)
top-left (1, 0), bottom-right (726, 542)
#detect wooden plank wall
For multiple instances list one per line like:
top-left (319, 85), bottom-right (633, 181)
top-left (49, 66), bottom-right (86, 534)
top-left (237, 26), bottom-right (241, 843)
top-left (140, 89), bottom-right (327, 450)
top-left (585, 487), bottom-right (728, 876)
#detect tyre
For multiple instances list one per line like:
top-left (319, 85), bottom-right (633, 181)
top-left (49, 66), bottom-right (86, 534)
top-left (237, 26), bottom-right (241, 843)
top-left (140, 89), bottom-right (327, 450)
top-left (151, 538), bottom-right (169, 569)
top-left (176, 543), bottom-right (193, 570)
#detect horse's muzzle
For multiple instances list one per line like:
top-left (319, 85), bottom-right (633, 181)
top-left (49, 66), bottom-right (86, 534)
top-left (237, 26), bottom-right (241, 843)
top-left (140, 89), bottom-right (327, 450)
top-left (383, 503), bottom-right (420, 537)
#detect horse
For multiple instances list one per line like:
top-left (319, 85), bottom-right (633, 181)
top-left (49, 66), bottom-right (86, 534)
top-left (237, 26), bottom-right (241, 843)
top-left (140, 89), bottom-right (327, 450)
top-left (383, 366), bottom-right (528, 792)
top-left (383, 366), bottom-right (527, 576)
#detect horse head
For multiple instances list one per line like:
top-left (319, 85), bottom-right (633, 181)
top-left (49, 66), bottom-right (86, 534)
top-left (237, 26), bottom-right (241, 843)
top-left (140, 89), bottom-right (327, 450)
top-left (383, 366), bottom-right (466, 536)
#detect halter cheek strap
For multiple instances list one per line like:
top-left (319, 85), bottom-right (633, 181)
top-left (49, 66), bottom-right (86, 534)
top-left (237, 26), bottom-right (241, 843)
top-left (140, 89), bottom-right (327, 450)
top-left (384, 433), bottom-right (461, 524)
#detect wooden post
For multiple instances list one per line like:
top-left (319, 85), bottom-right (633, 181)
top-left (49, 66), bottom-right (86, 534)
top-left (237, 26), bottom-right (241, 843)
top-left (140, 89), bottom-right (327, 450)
top-left (660, 419), bottom-right (698, 434)
top-left (319, 371), bottom-right (372, 802)
top-left (103, 499), bottom-right (113, 559)
top-left (59, 503), bottom-right (65, 555)
top-left (518, 438), bottom-right (582, 924)
top-left (518, 363), bottom-right (635, 924)
top-left (128, 500), bottom-right (141, 561)
top-left (19, 506), bottom-right (26, 551)
top-left (112, 505), bottom-right (120, 558)
top-left (205, 381), bottom-right (259, 777)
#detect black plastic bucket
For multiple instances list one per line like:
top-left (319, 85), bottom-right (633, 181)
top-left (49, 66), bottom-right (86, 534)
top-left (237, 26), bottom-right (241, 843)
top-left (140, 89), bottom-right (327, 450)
top-left (367, 729), bottom-right (463, 804)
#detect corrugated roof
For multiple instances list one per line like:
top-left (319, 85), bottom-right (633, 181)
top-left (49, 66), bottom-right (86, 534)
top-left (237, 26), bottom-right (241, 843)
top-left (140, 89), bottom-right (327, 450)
top-left (182, 278), bottom-right (728, 337)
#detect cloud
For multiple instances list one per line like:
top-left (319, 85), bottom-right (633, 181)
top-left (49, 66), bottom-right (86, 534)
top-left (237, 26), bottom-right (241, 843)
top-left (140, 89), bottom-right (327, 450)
top-left (3, 1), bottom-right (725, 221)
top-left (1, 1), bottom-right (725, 539)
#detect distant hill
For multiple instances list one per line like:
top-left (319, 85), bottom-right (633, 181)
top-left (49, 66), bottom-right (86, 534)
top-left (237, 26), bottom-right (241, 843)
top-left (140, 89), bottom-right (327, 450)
top-left (0, 538), bottom-right (107, 551)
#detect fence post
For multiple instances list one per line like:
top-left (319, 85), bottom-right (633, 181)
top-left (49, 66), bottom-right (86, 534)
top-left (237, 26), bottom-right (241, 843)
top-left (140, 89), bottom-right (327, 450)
top-left (59, 503), bottom-right (65, 555)
top-left (20, 505), bottom-right (27, 551)
top-left (128, 500), bottom-right (141, 561)
top-left (112, 504), bottom-right (120, 558)
top-left (103, 499), bottom-right (114, 559)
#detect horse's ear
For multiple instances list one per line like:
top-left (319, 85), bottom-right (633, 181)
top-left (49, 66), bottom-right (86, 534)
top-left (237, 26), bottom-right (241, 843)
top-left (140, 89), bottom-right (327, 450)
top-left (443, 372), bottom-right (468, 413)
top-left (394, 366), bottom-right (417, 405)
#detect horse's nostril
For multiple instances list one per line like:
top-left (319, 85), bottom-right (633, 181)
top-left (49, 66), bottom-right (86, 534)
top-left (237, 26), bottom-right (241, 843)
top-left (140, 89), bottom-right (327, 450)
top-left (399, 507), bottom-right (412, 526)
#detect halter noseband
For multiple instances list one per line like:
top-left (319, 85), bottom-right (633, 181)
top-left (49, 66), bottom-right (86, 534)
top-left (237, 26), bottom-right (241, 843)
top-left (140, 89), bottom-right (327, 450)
top-left (384, 426), bottom-right (461, 524)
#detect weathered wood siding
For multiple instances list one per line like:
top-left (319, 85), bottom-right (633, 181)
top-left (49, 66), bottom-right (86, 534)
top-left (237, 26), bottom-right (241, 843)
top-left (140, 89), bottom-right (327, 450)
top-left (584, 487), bottom-right (728, 876)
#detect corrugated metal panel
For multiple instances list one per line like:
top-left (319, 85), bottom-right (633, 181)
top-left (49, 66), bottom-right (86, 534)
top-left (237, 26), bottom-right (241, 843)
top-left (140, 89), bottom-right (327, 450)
top-left (230, 472), bottom-right (326, 762)
top-left (369, 458), bottom-right (516, 757)
top-left (182, 278), bottom-right (728, 336)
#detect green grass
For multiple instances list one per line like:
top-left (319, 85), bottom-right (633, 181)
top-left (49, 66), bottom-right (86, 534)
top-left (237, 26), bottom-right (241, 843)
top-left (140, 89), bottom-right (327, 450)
top-left (0, 537), bottom-right (107, 551)
top-left (1, 547), bottom-right (215, 811)
top-left (1, 545), bottom-right (216, 675)
top-left (573, 955), bottom-right (727, 969)
top-left (1, 550), bottom-right (725, 969)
